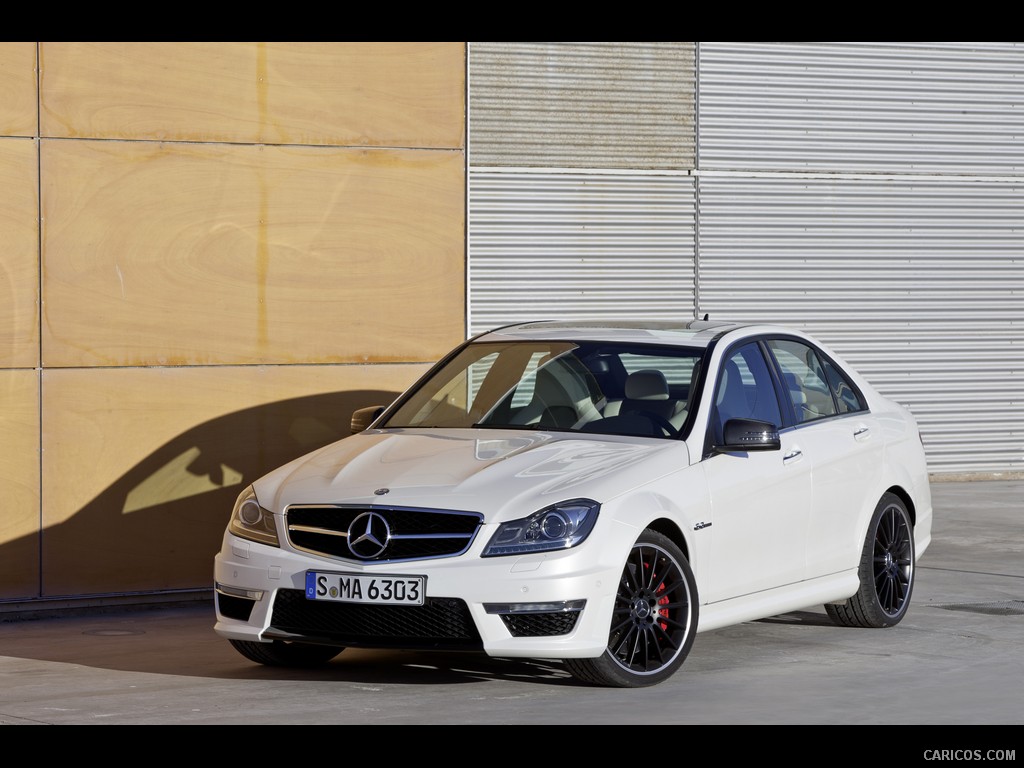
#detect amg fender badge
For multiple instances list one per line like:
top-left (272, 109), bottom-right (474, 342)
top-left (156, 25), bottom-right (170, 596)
top-left (694, 521), bottom-right (712, 531)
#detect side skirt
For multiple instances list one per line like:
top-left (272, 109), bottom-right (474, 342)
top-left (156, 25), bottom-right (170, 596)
top-left (697, 571), bottom-right (859, 633)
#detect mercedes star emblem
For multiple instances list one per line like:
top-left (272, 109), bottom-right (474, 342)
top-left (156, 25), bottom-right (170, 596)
top-left (347, 511), bottom-right (392, 559)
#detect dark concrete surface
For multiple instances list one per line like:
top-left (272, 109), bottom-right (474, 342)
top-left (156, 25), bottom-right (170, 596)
top-left (1, 480), bottom-right (1022, 734)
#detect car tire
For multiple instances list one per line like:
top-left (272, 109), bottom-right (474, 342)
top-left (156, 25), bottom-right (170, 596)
top-left (564, 529), bottom-right (698, 688)
top-left (825, 492), bottom-right (915, 628)
top-left (229, 638), bottom-right (345, 667)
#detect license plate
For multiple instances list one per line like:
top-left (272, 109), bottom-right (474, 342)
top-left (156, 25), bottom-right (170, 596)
top-left (305, 571), bottom-right (425, 606)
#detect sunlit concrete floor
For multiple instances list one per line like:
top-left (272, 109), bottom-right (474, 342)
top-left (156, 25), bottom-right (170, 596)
top-left (0, 480), bottom-right (1021, 727)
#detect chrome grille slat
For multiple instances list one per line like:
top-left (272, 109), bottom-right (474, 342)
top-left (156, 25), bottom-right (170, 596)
top-left (288, 524), bottom-right (348, 538)
top-left (285, 504), bottom-right (483, 564)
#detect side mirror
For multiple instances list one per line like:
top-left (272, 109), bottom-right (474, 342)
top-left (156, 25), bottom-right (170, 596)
top-left (351, 405), bottom-right (385, 434)
top-left (714, 418), bottom-right (781, 453)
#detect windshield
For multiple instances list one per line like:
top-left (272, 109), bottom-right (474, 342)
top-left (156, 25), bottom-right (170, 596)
top-left (382, 340), bottom-right (705, 440)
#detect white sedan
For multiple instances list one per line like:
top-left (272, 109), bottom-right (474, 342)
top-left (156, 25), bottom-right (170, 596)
top-left (213, 319), bottom-right (932, 687)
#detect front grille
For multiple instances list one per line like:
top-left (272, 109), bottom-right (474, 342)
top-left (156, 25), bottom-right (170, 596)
top-left (267, 588), bottom-right (483, 650)
top-left (500, 611), bottom-right (582, 637)
top-left (286, 504), bottom-right (482, 563)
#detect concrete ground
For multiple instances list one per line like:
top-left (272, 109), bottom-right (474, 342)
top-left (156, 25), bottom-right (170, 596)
top-left (1, 480), bottom-right (1022, 734)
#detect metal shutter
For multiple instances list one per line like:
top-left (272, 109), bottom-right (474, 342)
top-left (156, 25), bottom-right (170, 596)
top-left (698, 41), bottom-right (1024, 174)
top-left (468, 171), bottom-right (697, 336)
top-left (470, 42), bottom-right (695, 170)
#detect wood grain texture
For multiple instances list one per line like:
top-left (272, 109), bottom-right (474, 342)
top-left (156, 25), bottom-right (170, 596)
top-left (42, 139), bottom-right (466, 367)
top-left (0, 42), bottom-right (37, 137)
top-left (40, 42), bottom-right (465, 148)
top-left (0, 370), bottom-right (40, 598)
top-left (40, 362), bottom-right (426, 595)
top-left (0, 138), bottom-right (39, 368)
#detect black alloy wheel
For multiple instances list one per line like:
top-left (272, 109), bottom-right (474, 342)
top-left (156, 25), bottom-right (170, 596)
top-left (565, 529), bottom-right (698, 688)
top-left (826, 492), bottom-right (915, 628)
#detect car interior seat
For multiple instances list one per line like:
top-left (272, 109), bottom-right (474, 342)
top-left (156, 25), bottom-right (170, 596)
top-left (621, 369), bottom-right (672, 413)
top-left (528, 366), bottom-right (579, 428)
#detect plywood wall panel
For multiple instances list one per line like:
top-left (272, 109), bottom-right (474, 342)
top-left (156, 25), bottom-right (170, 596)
top-left (41, 139), bottom-right (466, 367)
top-left (0, 138), bottom-right (39, 368)
top-left (40, 42), bottom-right (466, 148)
top-left (0, 370), bottom-right (40, 599)
top-left (40, 362), bottom-right (426, 595)
top-left (0, 42), bottom-right (37, 137)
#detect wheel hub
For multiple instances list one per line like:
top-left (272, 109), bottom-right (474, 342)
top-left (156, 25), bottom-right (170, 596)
top-left (632, 596), bottom-right (654, 622)
top-left (883, 551), bottom-right (895, 574)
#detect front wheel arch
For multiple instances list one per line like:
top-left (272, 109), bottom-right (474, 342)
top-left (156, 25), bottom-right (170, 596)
top-left (643, 517), bottom-right (692, 562)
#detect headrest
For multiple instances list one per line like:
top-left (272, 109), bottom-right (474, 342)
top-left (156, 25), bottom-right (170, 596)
top-left (624, 369), bottom-right (669, 401)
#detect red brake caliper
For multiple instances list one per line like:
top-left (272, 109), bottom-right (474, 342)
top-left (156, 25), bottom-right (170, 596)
top-left (646, 559), bottom-right (670, 631)
top-left (656, 578), bottom-right (669, 630)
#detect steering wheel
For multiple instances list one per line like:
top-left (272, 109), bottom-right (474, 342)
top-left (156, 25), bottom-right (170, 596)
top-left (627, 410), bottom-right (680, 438)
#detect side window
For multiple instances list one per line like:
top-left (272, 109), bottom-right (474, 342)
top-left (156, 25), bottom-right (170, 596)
top-left (822, 358), bottom-right (866, 414)
top-left (768, 339), bottom-right (838, 424)
top-left (713, 343), bottom-right (782, 443)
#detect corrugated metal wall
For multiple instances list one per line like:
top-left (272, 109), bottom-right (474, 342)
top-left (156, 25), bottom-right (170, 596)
top-left (469, 42), bottom-right (696, 169)
top-left (698, 41), bottom-right (1024, 174)
top-left (467, 42), bottom-right (699, 336)
top-left (468, 41), bottom-right (1024, 476)
top-left (468, 171), bottom-right (696, 336)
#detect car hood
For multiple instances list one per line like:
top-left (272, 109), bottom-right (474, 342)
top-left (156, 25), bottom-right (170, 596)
top-left (254, 428), bottom-right (687, 521)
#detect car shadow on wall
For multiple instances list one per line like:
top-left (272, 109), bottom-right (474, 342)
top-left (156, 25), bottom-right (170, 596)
top-left (4, 389), bottom-right (401, 600)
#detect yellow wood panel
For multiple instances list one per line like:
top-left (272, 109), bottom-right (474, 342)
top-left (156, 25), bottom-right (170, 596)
top-left (41, 362), bottom-right (427, 595)
top-left (0, 42), bottom-right (37, 137)
top-left (40, 42), bottom-right (465, 148)
top-left (0, 370), bottom-right (40, 599)
top-left (42, 139), bottom-right (466, 367)
top-left (0, 138), bottom-right (39, 368)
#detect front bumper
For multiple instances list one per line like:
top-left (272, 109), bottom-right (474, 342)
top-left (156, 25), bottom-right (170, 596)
top-left (213, 529), bottom-right (627, 659)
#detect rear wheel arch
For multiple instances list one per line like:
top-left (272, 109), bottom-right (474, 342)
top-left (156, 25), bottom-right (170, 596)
top-left (826, 491), bottom-right (916, 629)
top-left (885, 485), bottom-right (916, 527)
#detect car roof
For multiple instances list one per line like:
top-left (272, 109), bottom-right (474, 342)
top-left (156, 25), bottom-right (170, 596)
top-left (472, 319), bottom-right (753, 348)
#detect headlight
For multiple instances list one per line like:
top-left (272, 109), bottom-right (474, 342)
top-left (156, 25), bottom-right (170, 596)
top-left (482, 499), bottom-right (600, 557)
top-left (227, 486), bottom-right (280, 547)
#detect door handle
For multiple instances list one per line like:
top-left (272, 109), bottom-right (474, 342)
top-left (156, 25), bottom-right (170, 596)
top-left (783, 449), bottom-right (803, 464)
top-left (854, 427), bottom-right (870, 441)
